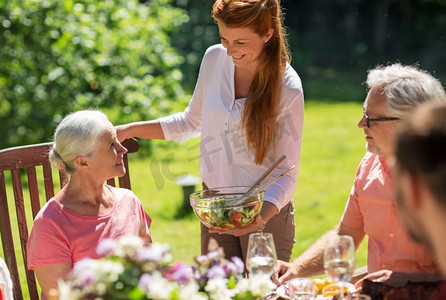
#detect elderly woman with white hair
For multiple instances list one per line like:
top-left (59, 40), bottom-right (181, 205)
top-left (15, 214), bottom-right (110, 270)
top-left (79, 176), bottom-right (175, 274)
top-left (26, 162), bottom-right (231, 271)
top-left (27, 110), bottom-right (152, 300)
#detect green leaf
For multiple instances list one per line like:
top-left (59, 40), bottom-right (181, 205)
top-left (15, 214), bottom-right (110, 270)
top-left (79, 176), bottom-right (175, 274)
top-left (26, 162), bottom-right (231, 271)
top-left (0, 0), bottom-right (188, 149)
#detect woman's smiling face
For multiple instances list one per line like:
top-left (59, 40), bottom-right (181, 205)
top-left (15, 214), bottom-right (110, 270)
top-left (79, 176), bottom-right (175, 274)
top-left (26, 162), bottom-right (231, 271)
top-left (217, 20), bottom-right (272, 71)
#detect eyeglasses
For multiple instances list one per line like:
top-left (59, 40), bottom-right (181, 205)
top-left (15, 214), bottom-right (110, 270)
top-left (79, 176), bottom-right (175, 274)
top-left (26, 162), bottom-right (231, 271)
top-left (363, 112), bottom-right (400, 128)
top-left (362, 104), bottom-right (400, 128)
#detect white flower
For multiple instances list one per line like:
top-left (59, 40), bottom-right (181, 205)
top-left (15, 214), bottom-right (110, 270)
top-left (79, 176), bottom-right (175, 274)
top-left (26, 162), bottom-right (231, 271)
top-left (139, 271), bottom-right (176, 299)
top-left (136, 243), bottom-right (171, 263)
top-left (206, 251), bottom-right (220, 261)
top-left (233, 277), bottom-right (250, 295)
top-left (71, 258), bottom-right (99, 287)
top-left (70, 257), bottom-right (124, 296)
top-left (57, 279), bottom-right (82, 300)
top-left (205, 277), bottom-right (234, 300)
top-left (245, 274), bottom-right (277, 297)
top-left (99, 260), bottom-right (125, 282)
top-left (178, 281), bottom-right (207, 300)
top-left (96, 238), bottom-right (118, 256)
top-left (115, 235), bottom-right (145, 257)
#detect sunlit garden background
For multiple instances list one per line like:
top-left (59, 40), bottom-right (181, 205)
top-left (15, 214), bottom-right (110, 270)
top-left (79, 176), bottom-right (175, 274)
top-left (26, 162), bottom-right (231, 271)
top-left (1, 0), bottom-right (446, 298)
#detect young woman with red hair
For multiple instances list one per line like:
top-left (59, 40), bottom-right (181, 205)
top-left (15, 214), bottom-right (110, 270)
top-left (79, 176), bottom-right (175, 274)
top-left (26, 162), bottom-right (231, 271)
top-left (116, 0), bottom-right (304, 263)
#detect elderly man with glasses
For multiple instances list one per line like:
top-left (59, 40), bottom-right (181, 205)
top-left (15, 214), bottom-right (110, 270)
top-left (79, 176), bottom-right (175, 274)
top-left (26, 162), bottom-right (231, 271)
top-left (274, 63), bottom-right (446, 290)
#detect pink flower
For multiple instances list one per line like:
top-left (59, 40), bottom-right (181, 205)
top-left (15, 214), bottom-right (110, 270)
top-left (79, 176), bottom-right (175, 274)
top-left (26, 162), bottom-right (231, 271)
top-left (164, 262), bottom-right (194, 283)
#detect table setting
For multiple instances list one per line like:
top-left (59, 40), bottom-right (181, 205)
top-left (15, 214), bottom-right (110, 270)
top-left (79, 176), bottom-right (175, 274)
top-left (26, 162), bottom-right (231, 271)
top-left (56, 159), bottom-right (291, 300)
top-left (187, 156), bottom-right (371, 300)
top-left (56, 156), bottom-right (372, 300)
top-left (248, 233), bottom-right (371, 300)
top-left (54, 202), bottom-right (374, 300)
top-left (270, 234), bottom-right (369, 300)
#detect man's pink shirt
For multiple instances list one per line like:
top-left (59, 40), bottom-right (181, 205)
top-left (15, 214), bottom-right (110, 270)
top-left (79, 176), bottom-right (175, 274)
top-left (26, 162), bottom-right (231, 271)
top-left (27, 186), bottom-right (151, 270)
top-left (341, 152), bottom-right (437, 274)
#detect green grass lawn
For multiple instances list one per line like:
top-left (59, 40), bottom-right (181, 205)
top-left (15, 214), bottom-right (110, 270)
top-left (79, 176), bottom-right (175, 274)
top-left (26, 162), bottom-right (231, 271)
top-left (1, 100), bottom-right (369, 298)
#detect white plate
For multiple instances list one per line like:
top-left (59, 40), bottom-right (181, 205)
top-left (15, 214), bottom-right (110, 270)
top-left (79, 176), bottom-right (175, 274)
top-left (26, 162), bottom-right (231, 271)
top-left (276, 284), bottom-right (291, 299)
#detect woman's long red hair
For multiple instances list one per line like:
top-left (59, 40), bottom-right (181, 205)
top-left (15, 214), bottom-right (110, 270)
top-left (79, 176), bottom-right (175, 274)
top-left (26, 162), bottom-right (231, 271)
top-left (212, 0), bottom-right (290, 164)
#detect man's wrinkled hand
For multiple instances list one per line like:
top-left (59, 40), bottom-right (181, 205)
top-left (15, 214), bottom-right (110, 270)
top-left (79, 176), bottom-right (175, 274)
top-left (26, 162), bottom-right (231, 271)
top-left (272, 260), bottom-right (299, 285)
top-left (354, 270), bottom-right (408, 292)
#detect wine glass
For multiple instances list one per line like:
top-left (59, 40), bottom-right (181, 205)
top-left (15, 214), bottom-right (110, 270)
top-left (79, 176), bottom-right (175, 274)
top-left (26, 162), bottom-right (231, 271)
top-left (287, 277), bottom-right (315, 300)
top-left (324, 235), bottom-right (356, 299)
top-left (246, 232), bottom-right (277, 277)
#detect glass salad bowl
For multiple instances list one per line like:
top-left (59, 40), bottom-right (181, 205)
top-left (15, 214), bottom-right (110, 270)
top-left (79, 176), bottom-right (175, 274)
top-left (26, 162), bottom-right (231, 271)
top-left (190, 186), bottom-right (264, 230)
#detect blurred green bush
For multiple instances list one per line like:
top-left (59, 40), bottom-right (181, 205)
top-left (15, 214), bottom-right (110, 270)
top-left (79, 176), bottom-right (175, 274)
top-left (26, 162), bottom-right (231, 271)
top-left (0, 0), bottom-right (188, 149)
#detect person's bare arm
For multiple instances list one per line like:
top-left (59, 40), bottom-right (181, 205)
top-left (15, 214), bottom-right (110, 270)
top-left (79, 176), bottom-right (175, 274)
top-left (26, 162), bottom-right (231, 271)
top-left (273, 230), bottom-right (337, 285)
top-left (115, 120), bottom-right (165, 141)
top-left (34, 263), bottom-right (71, 298)
top-left (274, 222), bottom-right (365, 285)
top-left (354, 269), bottom-right (442, 292)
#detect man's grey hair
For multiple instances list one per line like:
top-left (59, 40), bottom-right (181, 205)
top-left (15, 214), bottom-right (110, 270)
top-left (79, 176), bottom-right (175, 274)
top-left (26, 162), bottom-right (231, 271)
top-left (366, 63), bottom-right (446, 118)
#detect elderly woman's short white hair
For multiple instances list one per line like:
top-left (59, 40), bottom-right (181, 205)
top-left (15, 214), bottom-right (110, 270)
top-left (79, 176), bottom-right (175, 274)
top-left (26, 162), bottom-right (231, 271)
top-left (49, 110), bottom-right (114, 174)
top-left (366, 63), bottom-right (446, 117)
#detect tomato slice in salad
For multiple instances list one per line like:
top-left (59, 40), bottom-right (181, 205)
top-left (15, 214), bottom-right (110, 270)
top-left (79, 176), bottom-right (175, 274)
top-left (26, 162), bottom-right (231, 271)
top-left (230, 211), bottom-right (243, 227)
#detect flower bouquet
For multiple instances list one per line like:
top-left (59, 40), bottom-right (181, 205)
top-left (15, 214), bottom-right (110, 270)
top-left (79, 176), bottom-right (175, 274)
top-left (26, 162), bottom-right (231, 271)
top-left (59, 235), bottom-right (276, 300)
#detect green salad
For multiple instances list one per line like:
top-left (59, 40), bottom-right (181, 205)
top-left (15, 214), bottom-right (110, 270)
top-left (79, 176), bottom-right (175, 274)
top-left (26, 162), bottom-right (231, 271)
top-left (196, 200), bottom-right (262, 230)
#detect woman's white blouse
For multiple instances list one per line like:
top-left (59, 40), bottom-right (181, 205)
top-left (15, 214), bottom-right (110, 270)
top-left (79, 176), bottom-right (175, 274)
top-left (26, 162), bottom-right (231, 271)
top-left (159, 44), bottom-right (304, 211)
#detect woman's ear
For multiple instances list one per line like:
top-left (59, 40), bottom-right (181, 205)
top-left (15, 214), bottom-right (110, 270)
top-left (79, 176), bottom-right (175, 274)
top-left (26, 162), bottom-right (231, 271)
top-left (264, 28), bottom-right (274, 43)
top-left (75, 156), bottom-right (89, 168)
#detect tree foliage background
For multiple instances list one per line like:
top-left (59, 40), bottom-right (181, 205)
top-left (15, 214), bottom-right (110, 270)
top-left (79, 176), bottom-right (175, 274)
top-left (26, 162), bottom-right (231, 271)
top-left (1, 0), bottom-right (445, 149)
top-left (0, 0), bottom-right (188, 149)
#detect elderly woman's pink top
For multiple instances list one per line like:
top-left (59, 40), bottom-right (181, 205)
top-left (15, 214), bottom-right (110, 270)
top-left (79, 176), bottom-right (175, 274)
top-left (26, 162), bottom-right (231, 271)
top-left (27, 185), bottom-right (151, 269)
